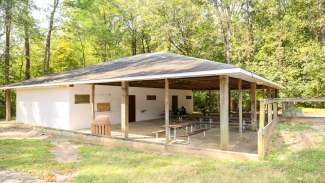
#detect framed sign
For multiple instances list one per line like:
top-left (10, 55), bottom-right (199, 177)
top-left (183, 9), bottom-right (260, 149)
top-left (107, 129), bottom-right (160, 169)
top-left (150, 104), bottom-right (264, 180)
top-left (146, 95), bottom-right (156, 100)
top-left (97, 103), bottom-right (111, 112)
top-left (75, 95), bottom-right (90, 104)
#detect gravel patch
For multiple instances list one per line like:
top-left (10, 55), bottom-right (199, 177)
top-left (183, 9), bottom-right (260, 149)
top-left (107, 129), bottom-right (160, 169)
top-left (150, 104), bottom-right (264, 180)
top-left (0, 170), bottom-right (43, 183)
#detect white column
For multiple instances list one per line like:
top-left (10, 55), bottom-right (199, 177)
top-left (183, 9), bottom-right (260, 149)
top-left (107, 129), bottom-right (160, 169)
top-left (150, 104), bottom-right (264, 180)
top-left (268, 103), bottom-right (273, 124)
top-left (220, 76), bottom-right (229, 149)
top-left (250, 83), bottom-right (257, 130)
top-left (121, 81), bottom-right (129, 138)
top-left (5, 89), bottom-right (11, 121)
top-left (238, 80), bottom-right (243, 136)
top-left (259, 100), bottom-right (265, 129)
top-left (273, 102), bottom-right (278, 120)
top-left (91, 84), bottom-right (95, 121)
top-left (165, 78), bottom-right (170, 143)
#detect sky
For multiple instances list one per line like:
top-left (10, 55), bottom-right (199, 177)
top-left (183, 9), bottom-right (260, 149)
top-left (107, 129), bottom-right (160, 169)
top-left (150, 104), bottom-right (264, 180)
top-left (0, 0), bottom-right (61, 49)
top-left (31, 0), bottom-right (62, 28)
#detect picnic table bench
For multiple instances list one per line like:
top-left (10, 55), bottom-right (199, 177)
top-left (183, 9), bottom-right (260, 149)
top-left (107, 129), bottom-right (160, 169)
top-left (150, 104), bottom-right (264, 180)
top-left (152, 129), bottom-right (165, 138)
top-left (196, 118), bottom-right (251, 130)
top-left (180, 128), bottom-right (208, 144)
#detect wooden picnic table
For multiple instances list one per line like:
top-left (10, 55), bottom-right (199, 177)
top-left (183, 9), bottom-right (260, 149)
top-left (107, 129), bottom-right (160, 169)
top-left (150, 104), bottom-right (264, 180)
top-left (160, 123), bottom-right (191, 140)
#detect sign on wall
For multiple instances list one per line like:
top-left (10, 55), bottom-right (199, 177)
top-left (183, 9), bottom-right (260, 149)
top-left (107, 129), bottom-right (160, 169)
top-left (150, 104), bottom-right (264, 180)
top-left (97, 103), bottom-right (111, 112)
top-left (75, 94), bottom-right (90, 104)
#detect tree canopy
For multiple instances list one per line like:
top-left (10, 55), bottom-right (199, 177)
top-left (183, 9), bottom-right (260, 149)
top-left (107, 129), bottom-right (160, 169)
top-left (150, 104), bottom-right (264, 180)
top-left (0, 0), bottom-right (324, 116)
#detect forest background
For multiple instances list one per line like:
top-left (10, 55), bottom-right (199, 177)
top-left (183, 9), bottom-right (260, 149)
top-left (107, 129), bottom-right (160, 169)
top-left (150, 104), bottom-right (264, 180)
top-left (0, 0), bottom-right (324, 117)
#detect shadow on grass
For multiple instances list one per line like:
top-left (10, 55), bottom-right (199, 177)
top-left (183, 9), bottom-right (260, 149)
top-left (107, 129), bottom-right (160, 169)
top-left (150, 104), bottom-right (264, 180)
top-left (276, 122), bottom-right (312, 131)
top-left (263, 123), bottom-right (325, 183)
top-left (267, 147), bottom-right (325, 183)
top-left (73, 145), bottom-right (277, 183)
top-left (1, 127), bottom-right (324, 183)
top-left (0, 139), bottom-right (76, 179)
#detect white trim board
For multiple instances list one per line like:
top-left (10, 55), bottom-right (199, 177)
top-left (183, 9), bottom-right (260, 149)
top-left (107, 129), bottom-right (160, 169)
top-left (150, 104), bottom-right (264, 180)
top-left (1, 68), bottom-right (281, 90)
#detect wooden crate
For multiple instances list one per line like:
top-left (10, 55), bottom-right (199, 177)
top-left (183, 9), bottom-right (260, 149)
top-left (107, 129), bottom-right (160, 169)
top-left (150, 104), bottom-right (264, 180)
top-left (91, 121), bottom-right (111, 136)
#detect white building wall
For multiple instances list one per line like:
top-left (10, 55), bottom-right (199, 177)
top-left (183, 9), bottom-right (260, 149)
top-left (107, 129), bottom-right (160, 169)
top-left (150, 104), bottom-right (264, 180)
top-left (16, 84), bottom-right (193, 130)
top-left (16, 86), bottom-right (70, 130)
top-left (69, 85), bottom-right (193, 129)
top-left (68, 85), bottom-right (93, 130)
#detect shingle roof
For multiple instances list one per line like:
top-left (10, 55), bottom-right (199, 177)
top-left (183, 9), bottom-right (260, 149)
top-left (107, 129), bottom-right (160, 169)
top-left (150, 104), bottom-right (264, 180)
top-left (1, 52), bottom-right (280, 89)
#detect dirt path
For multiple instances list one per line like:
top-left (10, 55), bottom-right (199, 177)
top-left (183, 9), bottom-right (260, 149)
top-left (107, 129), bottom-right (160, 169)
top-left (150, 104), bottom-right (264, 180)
top-left (278, 123), bottom-right (325, 153)
top-left (0, 122), bottom-right (80, 182)
top-left (48, 138), bottom-right (80, 182)
top-left (0, 170), bottom-right (43, 183)
top-left (51, 139), bottom-right (80, 163)
top-left (0, 122), bottom-right (48, 140)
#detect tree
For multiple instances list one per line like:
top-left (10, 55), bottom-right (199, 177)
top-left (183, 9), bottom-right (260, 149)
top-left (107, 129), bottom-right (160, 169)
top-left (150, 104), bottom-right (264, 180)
top-left (111, 0), bottom-right (152, 56)
top-left (1, 0), bottom-right (325, 119)
top-left (210, 0), bottom-right (243, 64)
top-left (22, 0), bottom-right (31, 80)
top-left (156, 0), bottom-right (218, 58)
top-left (3, 0), bottom-right (12, 84)
top-left (44, 0), bottom-right (59, 74)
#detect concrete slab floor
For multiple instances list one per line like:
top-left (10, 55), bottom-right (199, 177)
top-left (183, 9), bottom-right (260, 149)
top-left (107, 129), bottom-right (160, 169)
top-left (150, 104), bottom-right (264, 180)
top-left (77, 119), bottom-right (257, 154)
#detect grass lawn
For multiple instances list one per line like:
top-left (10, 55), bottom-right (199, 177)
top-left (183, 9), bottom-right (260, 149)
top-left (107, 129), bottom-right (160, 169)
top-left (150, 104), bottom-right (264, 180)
top-left (296, 107), bottom-right (325, 114)
top-left (0, 122), bottom-right (324, 183)
top-left (0, 139), bottom-right (77, 181)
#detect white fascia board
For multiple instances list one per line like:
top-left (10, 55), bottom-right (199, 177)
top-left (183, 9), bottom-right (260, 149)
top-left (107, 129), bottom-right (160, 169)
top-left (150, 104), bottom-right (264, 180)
top-left (236, 69), bottom-right (281, 89)
top-left (0, 68), bottom-right (280, 90)
top-left (0, 69), bottom-right (238, 90)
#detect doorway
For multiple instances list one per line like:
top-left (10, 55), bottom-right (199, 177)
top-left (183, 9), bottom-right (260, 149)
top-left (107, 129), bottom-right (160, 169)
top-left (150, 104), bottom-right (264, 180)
top-left (129, 95), bottom-right (136, 122)
top-left (172, 95), bottom-right (178, 114)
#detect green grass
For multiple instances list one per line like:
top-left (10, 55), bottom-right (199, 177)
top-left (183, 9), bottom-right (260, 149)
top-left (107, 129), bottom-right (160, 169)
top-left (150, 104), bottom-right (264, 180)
top-left (276, 122), bottom-right (312, 131)
top-left (0, 139), bottom-right (76, 181)
top-left (0, 123), bottom-right (325, 183)
top-left (72, 146), bottom-right (275, 183)
top-left (299, 107), bottom-right (325, 113)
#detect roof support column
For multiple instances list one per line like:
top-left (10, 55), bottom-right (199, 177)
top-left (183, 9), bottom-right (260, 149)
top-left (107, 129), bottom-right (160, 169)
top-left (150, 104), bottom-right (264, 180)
top-left (268, 103), bottom-right (273, 124)
top-left (165, 78), bottom-right (170, 143)
top-left (273, 102), bottom-right (278, 120)
top-left (267, 87), bottom-right (272, 98)
top-left (220, 76), bottom-right (229, 149)
top-left (275, 89), bottom-right (279, 98)
top-left (238, 80), bottom-right (243, 137)
top-left (250, 83), bottom-right (257, 131)
top-left (259, 100), bottom-right (265, 129)
top-left (5, 89), bottom-right (11, 121)
top-left (121, 81), bottom-right (129, 138)
top-left (91, 84), bottom-right (95, 121)
top-left (229, 89), bottom-right (232, 113)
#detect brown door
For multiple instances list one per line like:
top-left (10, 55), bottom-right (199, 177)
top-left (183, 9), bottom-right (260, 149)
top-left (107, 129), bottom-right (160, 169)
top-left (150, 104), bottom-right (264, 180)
top-left (129, 95), bottom-right (136, 122)
top-left (172, 95), bottom-right (178, 113)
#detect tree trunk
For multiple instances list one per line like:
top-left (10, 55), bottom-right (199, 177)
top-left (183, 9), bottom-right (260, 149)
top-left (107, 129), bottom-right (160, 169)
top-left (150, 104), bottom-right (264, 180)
top-left (131, 32), bottom-right (137, 55)
top-left (244, 0), bottom-right (254, 63)
top-left (211, 0), bottom-right (233, 64)
top-left (224, 5), bottom-right (232, 64)
top-left (222, 26), bottom-right (231, 64)
top-left (145, 38), bottom-right (151, 53)
top-left (24, 0), bottom-right (31, 80)
top-left (4, 0), bottom-right (12, 84)
top-left (43, 0), bottom-right (59, 74)
top-left (24, 25), bottom-right (31, 79)
top-left (5, 89), bottom-right (11, 121)
top-left (141, 34), bottom-right (146, 54)
top-left (321, 26), bottom-right (325, 45)
top-left (79, 36), bottom-right (86, 67)
top-left (318, 0), bottom-right (325, 45)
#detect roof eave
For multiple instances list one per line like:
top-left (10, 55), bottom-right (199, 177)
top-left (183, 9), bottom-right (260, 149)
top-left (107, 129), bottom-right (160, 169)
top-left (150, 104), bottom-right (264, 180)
top-left (0, 68), bottom-right (281, 90)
